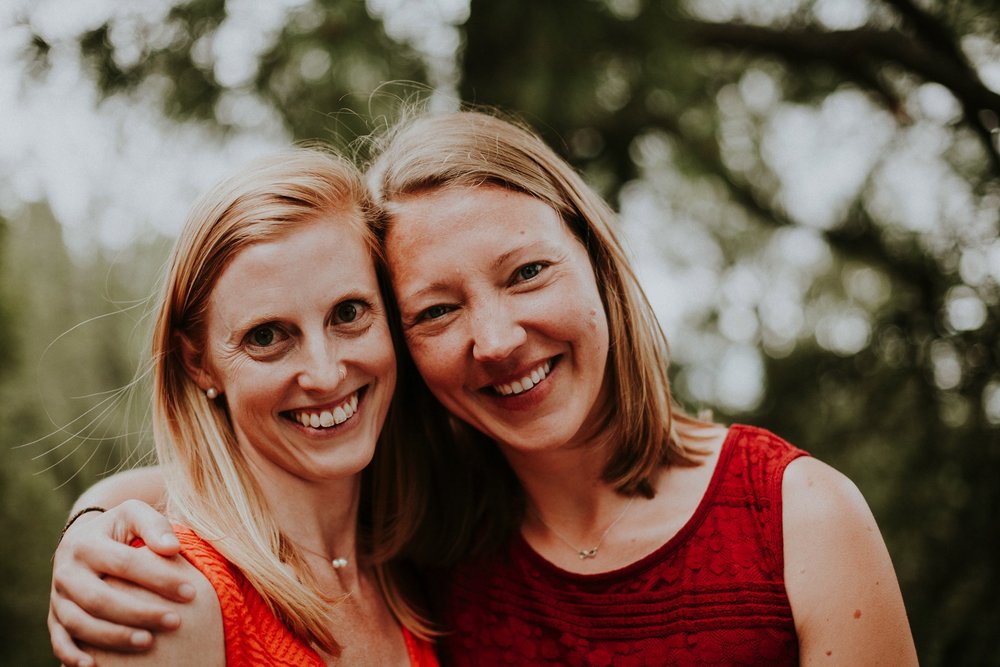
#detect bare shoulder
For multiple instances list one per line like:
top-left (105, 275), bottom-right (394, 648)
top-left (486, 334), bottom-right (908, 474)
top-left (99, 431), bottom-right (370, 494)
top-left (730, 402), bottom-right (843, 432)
top-left (782, 456), bottom-right (870, 525)
top-left (782, 457), bottom-right (917, 666)
top-left (76, 465), bottom-right (166, 509)
top-left (86, 548), bottom-right (224, 667)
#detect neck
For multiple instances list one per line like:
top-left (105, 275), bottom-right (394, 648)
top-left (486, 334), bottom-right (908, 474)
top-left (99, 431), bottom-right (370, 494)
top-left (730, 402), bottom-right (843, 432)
top-left (267, 475), bottom-right (366, 592)
top-left (517, 462), bottom-right (637, 566)
top-left (247, 460), bottom-right (363, 563)
top-left (502, 440), bottom-right (622, 530)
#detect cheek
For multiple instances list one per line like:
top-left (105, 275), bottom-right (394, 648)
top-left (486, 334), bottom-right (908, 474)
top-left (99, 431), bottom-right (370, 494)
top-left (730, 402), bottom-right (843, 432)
top-left (543, 288), bottom-right (609, 351)
top-left (225, 385), bottom-right (276, 447)
top-left (227, 371), bottom-right (274, 412)
top-left (589, 306), bottom-right (610, 348)
top-left (370, 329), bottom-right (398, 390)
top-left (405, 334), bottom-right (457, 391)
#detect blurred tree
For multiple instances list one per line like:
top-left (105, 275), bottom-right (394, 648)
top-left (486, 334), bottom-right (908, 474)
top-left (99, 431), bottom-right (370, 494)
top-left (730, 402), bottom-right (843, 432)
top-left (0, 213), bottom-right (51, 666)
top-left (458, 0), bottom-right (999, 663)
top-left (68, 0), bottom-right (429, 145)
top-left (0, 204), bottom-right (166, 665)
top-left (13, 0), bottom-right (999, 664)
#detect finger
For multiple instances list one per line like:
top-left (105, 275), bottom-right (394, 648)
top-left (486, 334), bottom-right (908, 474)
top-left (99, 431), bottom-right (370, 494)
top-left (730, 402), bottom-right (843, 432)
top-left (72, 540), bottom-right (197, 604)
top-left (52, 573), bottom-right (183, 635)
top-left (49, 607), bottom-right (96, 667)
top-left (55, 503), bottom-right (194, 605)
top-left (53, 555), bottom-right (191, 631)
top-left (113, 500), bottom-right (181, 556)
top-left (51, 596), bottom-right (154, 653)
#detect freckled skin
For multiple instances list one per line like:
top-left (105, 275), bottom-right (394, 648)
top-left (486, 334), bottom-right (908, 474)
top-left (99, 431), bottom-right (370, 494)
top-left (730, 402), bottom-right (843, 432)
top-left (385, 185), bottom-right (612, 457)
top-left (783, 458), bottom-right (918, 664)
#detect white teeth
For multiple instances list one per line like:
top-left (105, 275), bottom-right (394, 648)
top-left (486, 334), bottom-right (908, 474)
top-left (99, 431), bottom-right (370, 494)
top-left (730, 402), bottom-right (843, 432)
top-left (493, 360), bottom-right (552, 397)
top-left (293, 392), bottom-right (359, 429)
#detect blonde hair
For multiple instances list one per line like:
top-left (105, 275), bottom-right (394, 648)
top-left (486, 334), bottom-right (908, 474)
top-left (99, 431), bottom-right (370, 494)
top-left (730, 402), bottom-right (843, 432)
top-left (365, 109), bottom-right (715, 561)
top-left (152, 146), bottom-right (429, 652)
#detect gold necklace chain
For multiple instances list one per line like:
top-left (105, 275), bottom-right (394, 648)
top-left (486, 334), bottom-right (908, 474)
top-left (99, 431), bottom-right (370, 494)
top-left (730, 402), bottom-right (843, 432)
top-left (532, 496), bottom-right (636, 560)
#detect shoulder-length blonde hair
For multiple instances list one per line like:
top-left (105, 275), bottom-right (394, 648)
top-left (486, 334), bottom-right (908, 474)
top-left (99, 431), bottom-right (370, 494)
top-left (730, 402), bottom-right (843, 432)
top-left (152, 146), bottom-right (429, 652)
top-left (364, 109), bottom-right (713, 563)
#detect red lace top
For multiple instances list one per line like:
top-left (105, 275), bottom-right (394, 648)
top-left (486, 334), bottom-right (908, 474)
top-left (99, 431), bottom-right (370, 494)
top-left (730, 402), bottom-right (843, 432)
top-left (441, 425), bottom-right (806, 666)
top-left (172, 526), bottom-right (439, 666)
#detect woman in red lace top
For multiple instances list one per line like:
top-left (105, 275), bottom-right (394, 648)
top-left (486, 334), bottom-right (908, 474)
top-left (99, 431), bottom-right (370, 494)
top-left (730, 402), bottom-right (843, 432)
top-left (50, 111), bottom-right (917, 666)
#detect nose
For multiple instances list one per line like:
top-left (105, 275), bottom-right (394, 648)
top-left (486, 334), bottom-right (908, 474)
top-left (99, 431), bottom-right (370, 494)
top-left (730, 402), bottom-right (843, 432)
top-left (296, 335), bottom-right (346, 392)
top-left (470, 300), bottom-right (527, 362)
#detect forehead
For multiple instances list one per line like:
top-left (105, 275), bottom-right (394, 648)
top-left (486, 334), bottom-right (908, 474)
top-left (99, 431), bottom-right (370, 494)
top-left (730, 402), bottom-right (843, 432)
top-left (210, 219), bottom-right (377, 318)
top-left (385, 185), bottom-right (571, 257)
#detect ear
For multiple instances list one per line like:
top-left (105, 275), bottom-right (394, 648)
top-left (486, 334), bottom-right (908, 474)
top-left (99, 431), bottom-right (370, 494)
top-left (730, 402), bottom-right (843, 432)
top-left (177, 332), bottom-right (216, 393)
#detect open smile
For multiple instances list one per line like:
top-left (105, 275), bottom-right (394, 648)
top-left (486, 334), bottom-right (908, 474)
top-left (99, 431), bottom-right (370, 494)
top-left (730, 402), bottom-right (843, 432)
top-left (489, 358), bottom-right (557, 396)
top-left (285, 389), bottom-right (363, 429)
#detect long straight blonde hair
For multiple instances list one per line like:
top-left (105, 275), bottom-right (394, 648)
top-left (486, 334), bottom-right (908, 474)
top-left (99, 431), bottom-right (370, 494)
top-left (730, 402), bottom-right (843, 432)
top-left (152, 146), bottom-right (431, 652)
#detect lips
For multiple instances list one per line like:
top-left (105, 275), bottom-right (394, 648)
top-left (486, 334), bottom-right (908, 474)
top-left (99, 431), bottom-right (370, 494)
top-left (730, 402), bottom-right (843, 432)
top-left (287, 391), bottom-right (360, 429)
top-left (490, 359), bottom-right (554, 396)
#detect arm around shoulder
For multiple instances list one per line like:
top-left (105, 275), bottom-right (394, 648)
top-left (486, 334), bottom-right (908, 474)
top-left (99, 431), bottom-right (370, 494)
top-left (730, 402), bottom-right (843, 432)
top-left (84, 550), bottom-right (224, 667)
top-left (72, 466), bottom-right (167, 514)
top-left (782, 457), bottom-right (918, 666)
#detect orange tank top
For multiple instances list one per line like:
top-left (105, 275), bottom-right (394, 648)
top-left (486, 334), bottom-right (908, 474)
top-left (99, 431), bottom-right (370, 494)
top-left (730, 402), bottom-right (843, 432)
top-left (173, 526), bottom-right (439, 666)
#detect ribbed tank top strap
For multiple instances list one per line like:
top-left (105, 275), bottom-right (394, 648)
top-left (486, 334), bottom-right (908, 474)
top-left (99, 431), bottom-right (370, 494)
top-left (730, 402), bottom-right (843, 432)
top-left (172, 526), bottom-right (255, 665)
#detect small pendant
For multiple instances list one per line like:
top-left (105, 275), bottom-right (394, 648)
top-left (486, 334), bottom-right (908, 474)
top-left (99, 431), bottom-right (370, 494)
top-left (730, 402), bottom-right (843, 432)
top-left (331, 558), bottom-right (349, 568)
top-left (578, 548), bottom-right (598, 559)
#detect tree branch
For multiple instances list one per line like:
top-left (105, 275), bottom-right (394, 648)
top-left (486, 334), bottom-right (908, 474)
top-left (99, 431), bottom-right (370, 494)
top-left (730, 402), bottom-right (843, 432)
top-left (882, 0), bottom-right (968, 68)
top-left (597, 96), bottom-right (948, 309)
top-left (677, 19), bottom-right (1000, 174)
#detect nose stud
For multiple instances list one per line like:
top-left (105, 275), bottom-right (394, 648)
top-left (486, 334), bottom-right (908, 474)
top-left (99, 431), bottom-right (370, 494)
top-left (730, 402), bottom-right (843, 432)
top-left (338, 366), bottom-right (347, 381)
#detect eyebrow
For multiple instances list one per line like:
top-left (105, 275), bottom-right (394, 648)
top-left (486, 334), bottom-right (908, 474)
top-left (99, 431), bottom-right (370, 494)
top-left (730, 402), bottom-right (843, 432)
top-left (398, 241), bottom-right (559, 306)
top-left (399, 281), bottom-right (453, 306)
top-left (491, 241), bottom-right (559, 271)
top-left (490, 248), bottom-right (521, 272)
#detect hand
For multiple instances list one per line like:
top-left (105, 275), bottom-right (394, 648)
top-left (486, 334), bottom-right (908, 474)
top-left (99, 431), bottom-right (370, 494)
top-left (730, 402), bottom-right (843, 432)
top-left (48, 500), bottom-right (198, 667)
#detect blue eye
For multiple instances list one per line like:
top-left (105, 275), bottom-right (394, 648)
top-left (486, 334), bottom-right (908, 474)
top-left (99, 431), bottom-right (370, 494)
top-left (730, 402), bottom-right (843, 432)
top-left (516, 263), bottom-right (543, 282)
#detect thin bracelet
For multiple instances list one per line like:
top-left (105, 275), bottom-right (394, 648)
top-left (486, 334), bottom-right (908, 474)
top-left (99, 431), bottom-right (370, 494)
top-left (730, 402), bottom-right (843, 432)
top-left (58, 506), bottom-right (106, 544)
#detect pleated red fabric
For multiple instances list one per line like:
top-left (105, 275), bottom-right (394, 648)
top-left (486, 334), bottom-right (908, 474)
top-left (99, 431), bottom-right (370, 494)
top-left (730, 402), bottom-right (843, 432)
top-left (442, 425), bottom-right (806, 667)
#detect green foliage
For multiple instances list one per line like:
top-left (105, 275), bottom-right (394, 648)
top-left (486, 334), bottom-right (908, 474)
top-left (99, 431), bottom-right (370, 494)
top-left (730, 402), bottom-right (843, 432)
top-left (460, 1), bottom-right (998, 663)
top-left (252, 1), bottom-right (428, 144)
top-left (0, 206), bottom-right (163, 665)
top-left (8, 0), bottom-right (999, 664)
top-left (74, 0), bottom-right (428, 146)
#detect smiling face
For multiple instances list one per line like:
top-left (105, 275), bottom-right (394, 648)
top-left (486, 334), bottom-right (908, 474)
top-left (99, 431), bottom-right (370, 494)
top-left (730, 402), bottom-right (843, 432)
top-left (385, 185), bottom-right (611, 456)
top-left (189, 218), bottom-right (396, 484)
